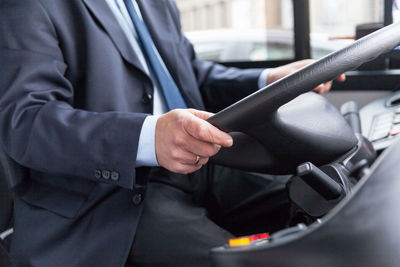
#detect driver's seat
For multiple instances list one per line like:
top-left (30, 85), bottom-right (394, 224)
top-left (0, 145), bottom-right (22, 267)
top-left (0, 154), bottom-right (13, 238)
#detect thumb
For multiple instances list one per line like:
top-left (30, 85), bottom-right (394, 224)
top-left (187, 109), bottom-right (215, 120)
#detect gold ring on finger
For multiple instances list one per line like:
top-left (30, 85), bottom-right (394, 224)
top-left (195, 155), bottom-right (200, 165)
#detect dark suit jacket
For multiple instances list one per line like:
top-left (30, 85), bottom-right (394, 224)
top-left (0, 0), bottom-right (262, 266)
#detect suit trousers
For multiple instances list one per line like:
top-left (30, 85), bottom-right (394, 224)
top-left (125, 165), bottom-right (291, 267)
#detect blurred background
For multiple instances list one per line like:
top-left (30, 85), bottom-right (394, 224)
top-left (175, 0), bottom-right (383, 62)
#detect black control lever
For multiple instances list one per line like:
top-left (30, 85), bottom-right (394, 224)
top-left (341, 101), bottom-right (362, 134)
top-left (297, 162), bottom-right (343, 200)
top-left (340, 100), bottom-right (377, 180)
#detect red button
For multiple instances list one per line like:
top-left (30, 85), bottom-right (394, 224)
top-left (249, 233), bottom-right (269, 242)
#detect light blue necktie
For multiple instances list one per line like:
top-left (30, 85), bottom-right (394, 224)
top-left (123, 0), bottom-right (187, 110)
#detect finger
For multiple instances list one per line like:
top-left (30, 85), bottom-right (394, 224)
top-left (321, 81), bottom-right (332, 93)
top-left (314, 84), bottom-right (326, 94)
top-left (314, 81), bottom-right (332, 94)
top-left (182, 156), bottom-right (209, 166)
top-left (324, 81), bottom-right (333, 93)
top-left (188, 109), bottom-right (215, 120)
top-left (182, 139), bottom-right (221, 158)
top-left (336, 74), bottom-right (346, 82)
top-left (169, 127), bottom-right (221, 157)
top-left (184, 116), bottom-right (233, 147)
top-left (198, 157), bottom-right (209, 166)
top-left (313, 84), bottom-right (323, 94)
top-left (170, 148), bottom-right (202, 165)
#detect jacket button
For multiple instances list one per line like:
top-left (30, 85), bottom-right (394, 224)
top-left (111, 171), bottom-right (120, 181)
top-left (132, 193), bottom-right (143, 205)
top-left (94, 169), bottom-right (102, 179)
top-left (102, 170), bottom-right (110, 180)
top-left (142, 92), bottom-right (153, 104)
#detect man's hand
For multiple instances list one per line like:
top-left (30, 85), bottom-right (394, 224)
top-left (267, 59), bottom-right (346, 94)
top-left (155, 109), bottom-right (233, 174)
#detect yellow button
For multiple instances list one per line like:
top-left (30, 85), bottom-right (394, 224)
top-left (228, 237), bottom-right (251, 247)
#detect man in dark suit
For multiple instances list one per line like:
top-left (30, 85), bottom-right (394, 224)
top-left (0, 0), bottom-right (343, 266)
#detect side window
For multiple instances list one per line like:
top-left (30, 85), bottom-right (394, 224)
top-left (176, 0), bottom-right (385, 63)
top-left (175, 0), bottom-right (295, 62)
top-left (310, 0), bottom-right (384, 59)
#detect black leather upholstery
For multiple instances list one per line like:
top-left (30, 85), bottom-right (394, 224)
top-left (0, 149), bottom-right (13, 234)
top-left (0, 145), bottom-right (26, 234)
top-left (0, 147), bottom-right (17, 265)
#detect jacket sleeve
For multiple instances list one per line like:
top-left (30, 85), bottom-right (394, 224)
top-left (166, 0), bottom-right (264, 112)
top-left (0, 0), bottom-right (145, 190)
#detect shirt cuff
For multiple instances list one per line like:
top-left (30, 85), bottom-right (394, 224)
top-left (136, 115), bottom-right (160, 167)
top-left (258, 68), bottom-right (271, 89)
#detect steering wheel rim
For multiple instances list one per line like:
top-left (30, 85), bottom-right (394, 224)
top-left (208, 23), bottom-right (400, 132)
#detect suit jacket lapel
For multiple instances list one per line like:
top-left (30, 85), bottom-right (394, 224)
top-left (83, 0), bottom-right (204, 109)
top-left (136, 0), bottom-right (204, 109)
top-left (83, 0), bottom-right (147, 76)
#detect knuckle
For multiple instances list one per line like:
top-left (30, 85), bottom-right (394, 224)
top-left (170, 149), bottom-right (181, 161)
top-left (197, 124), bottom-right (211, 140)
top-left (170, 109), bottom-right (181, 116)
top-left (171, 111), bottom-right (186, 125)
top-left (215, 145), bottom-right (222, 153)
top-left (175, 117), bottom-right (185, 129)
top-left (172, 135), bottom-right (185, 146)
top-left (204, 146), bottom-right (216, 157)
top-left (212, 145), bottom-right (220, 154)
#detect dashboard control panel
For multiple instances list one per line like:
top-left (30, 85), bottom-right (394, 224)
top-left (360, 91), bottom-right (400, 150)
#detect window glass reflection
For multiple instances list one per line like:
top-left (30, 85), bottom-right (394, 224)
top-left (176, 0), bottom-right (295, 62)
top-left (310, 0), bottom-right (384, 58)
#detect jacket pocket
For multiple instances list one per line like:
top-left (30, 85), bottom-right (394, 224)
top-left (16, 178), bottom-right (96, 219)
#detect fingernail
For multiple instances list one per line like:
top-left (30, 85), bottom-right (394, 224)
top-left (225, 139), bottom-right (233, 146)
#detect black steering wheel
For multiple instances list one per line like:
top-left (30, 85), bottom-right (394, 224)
top-left (208, 23), bottom-right (400, 174)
